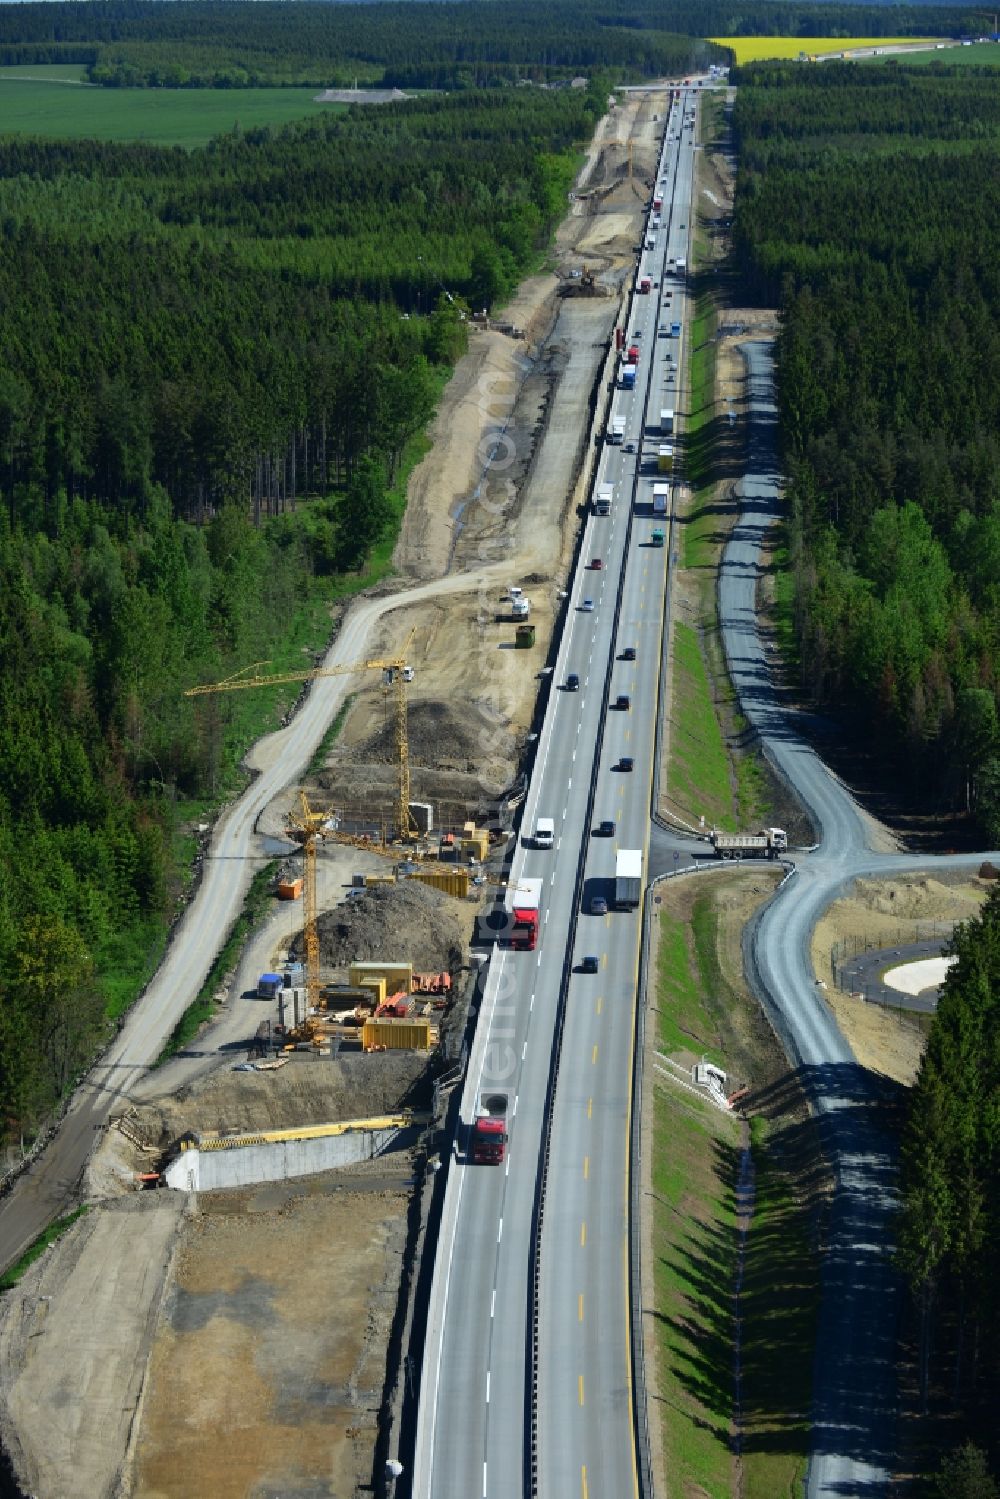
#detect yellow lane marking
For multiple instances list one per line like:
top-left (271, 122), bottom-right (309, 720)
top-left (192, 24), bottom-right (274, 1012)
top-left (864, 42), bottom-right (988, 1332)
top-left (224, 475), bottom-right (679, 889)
top-left (584, 1155), bottom-right (589, 1180)
top-left (579, 1293), bottom-right (585, 1321)
top-left (581, 1221), bottom-right (587, 1247)
top-left (587, 1097), bottom-right (593, 1119)
top-left (582, 1466), bottom-right (589, 1499)
top-left (592, 1044), bottom-right (599, 1064)
top-left (579, 1373), bottom-right (585, 1406)
top-left (597, 995), bottom-right (603, 1015)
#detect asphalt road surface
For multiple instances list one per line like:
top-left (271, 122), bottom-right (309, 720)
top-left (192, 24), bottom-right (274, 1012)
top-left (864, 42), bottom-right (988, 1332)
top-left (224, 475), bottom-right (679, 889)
top-left (413, 91), bottom-right (697, 1499)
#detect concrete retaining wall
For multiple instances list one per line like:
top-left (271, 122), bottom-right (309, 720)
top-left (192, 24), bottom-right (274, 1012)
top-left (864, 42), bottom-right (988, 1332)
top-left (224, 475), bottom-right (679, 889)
top-left (164, 1126), bottom-right (402, 1192)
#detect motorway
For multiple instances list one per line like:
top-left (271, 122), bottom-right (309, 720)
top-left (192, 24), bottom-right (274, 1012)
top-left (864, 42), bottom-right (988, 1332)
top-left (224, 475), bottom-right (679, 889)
top-left (414, 89), bottom-right (697, 1499)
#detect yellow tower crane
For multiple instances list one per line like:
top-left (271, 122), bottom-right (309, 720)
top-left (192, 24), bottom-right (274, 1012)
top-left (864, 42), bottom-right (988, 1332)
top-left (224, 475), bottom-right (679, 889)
top-left (285, 791), bottom-right (329, 1016)
top-left (185, 628), bottom-right (418, 843)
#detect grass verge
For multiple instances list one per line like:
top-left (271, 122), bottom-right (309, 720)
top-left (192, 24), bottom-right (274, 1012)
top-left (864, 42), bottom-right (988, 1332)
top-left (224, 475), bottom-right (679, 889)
top-left (655, 905), bottom-right (724, 1060)
top-left (154, 859), bottom-right (279, 1065)
top-left (682, 295), bottom-right (720, 571)
top-left (650, 877), bottom-right (821, 1499)
top-left (668, 620), bottom-right (734, 829)
top-left (0, 1207), bottom-right (89, 1292)
top-left (652, 1088), bottom-right (739, 1499)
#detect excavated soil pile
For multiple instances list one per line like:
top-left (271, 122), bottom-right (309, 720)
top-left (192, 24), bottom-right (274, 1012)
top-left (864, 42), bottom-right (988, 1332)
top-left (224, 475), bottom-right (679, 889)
top-left (360, 699), bottom-right (517, 782)
top-left (132, 1053), bottom-right (429, 1149)
top-left (321, 696), bottom-right (518, 816)
top-left (316, 880), bottom-right (468, 974)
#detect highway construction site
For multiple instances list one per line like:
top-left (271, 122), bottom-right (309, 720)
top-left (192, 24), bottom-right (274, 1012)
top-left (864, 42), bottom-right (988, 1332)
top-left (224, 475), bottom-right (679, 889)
top-left (0, 89), bottom-right (677, 1499)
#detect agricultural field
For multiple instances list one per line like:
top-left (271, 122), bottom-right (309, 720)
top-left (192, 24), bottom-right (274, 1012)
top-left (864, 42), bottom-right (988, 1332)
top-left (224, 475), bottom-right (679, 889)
top-left (0, 67), bottom-right (337, 145)
top-left (713, 36), bottom-right (937, 64)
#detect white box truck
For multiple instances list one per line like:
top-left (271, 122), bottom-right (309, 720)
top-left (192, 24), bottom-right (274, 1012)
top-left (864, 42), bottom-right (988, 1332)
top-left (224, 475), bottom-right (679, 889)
top-left (608, 414), bottom-right (626, 444)
top-left (614, 849), bottom-right (643, 910)
top-left (595, 483), bottom-right (614, 516)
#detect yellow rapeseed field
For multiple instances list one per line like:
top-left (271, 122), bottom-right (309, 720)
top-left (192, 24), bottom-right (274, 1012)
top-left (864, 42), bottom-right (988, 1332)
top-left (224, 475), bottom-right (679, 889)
top-left (711, 36), bottom-right (937, 64)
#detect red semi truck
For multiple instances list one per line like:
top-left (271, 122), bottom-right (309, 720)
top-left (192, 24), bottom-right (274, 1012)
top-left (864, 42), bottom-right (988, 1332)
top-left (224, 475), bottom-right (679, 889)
top-left (471, 1092), bottom-right (509, 1164)
top-left (505, 876), bottom-right (542, 950)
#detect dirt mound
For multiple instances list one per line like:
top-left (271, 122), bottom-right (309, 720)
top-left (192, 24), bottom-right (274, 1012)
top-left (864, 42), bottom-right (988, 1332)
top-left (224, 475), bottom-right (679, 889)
top-left (316, 880), bottom-right (469, 975)
top-left (132, 1052), bottom-right (430, 1150)
top-left (362, 698), bottom-right (516, 778)
top-left (851, 874), bottom-right (985, 921)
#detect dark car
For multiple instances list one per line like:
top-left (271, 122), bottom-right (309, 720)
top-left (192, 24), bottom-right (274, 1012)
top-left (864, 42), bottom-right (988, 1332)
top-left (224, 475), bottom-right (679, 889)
top-left (581, 955), bottom-right (600, 974)
top-left (621, 647), bottom-right (636, 661)
top-left (619, 756), bottom-right (634, 772)
top-left (591, 557), bottom-right (603, 570)
top-left (615, 694), bottom-right (631, 711)
top-left (566, 672), bottom-right (580, 691)
top-left (597, 819), bottom-right (616, 837)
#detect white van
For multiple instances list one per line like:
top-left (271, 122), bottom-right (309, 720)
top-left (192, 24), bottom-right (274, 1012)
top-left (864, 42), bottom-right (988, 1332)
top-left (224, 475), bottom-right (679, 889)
top-left (534, 817), bottom-right (555, 850)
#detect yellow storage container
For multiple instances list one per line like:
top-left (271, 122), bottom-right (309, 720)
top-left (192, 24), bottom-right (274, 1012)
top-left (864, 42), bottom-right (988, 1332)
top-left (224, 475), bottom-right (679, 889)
top-left (357, 976), bottom-right (386, 1007)
top-left (460, 830), bottom-right (490, 861)
top-left (350, 961), bottom-right (414, 993)
top-left (364, 874), bottom-right (397, 888)
top-left (362, 1017), bottom-right (432, 1052)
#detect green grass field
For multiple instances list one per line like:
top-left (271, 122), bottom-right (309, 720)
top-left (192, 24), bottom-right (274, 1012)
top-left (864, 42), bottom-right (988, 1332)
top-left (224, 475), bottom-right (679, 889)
top-left (668, 620), bottom-right (735, 828)
top-left (0, 68), bottom-right (339, 146)
top-left (651, 888), bottom-right (819, 1499)
top-left (864, 41), bottom-right (1000, 65)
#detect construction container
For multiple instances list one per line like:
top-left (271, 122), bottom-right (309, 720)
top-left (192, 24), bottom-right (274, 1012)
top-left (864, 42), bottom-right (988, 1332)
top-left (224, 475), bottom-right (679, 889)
top-left (362, 1017), bottom-right (432, 1052)
top-left (350, 961), bottom-right (414, 993)
top-left (318, 983), bottom-right (377, 1008)
top-left (412, 867), bottom-right (471, 899)
top-left (277, 877), bottom-right (303, 900)
top-left (461, 830), bottom-right (490, 862)
top-left (463, 821), bottom-right (476, 837)
top-left (351, 872), bottom-right (367, 888)
top-left (359, 976), bottom-right (386, 1006)
top-left (409, 801), bottom-right (434, 834)
top-left (364, 874), bottom-right (397, 889)
top-left (515, 624), bottom-right (536, 648)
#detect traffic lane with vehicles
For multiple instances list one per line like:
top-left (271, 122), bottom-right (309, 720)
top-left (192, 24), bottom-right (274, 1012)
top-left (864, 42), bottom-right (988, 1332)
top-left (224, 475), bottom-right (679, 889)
top-left (427, 355), bottom-right (643, 1499)
top-left (423, 100), bottom-right (685, 1498)
top-left (538, 481), bottom-right (672, 1499)
top-left (536, 113), bottom-right (692, 1496)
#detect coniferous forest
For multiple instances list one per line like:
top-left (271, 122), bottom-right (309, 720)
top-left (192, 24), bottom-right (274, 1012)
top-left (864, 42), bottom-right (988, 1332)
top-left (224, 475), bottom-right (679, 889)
top-left (0, 81), bottom-right (605, 1142)
top-left (0, 0), bottom-right (975, 91)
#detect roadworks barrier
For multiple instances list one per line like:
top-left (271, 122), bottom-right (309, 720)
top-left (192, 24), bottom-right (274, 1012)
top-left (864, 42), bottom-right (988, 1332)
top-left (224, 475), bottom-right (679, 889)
top-left (163, 1113), bottom-right (428, 1192)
